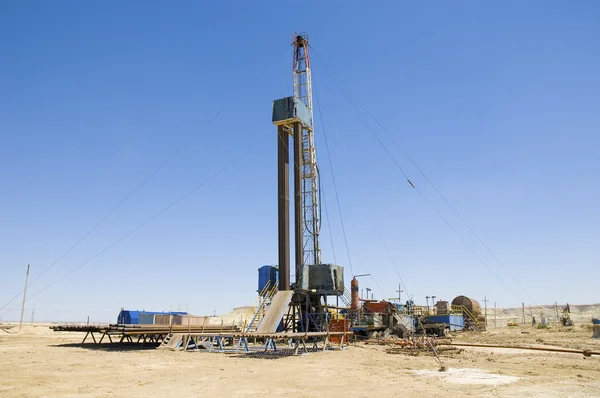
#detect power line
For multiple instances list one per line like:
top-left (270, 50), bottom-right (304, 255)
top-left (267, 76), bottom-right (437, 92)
top-left (318, 182), bottom-right (337, 265)
top-left (0, 133), bottom-right (271, 318)
top-left (313, 75), bottom-right (394, 302)
top-left (0, 109), bottom-right (224, 313)
top-left (0, 45), bottom-right (293, 314)
top-left (341, 79), bottom-right (539, 306)
top-left (375, 225), bottom-right (412, 302)
top-left (313, 66), bottom-right (410, 299)
top-left (313, 46), bottom-right (537, 306)
top-left (314, 73), bottom-right (408, 301)
top-left (313, 75), bottom-right (353, 275)
top-left (354, 253), bottom-right (387, 299)
top-left (311, 48), bottom-right (524, 304)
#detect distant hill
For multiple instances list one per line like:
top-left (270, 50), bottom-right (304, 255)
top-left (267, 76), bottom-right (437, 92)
top-left (482, 303), bottom-right (600, 326)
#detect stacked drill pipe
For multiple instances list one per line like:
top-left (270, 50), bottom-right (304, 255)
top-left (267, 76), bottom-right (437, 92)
top-left (50, 324), bottom-right (241, 335)
top-left (50, 325), bottom-right (352, 339)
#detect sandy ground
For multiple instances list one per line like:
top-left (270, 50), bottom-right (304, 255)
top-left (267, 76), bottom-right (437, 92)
top-left (1, 324), bottom-right (600, 397)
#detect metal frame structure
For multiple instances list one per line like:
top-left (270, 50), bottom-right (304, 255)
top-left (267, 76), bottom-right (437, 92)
top-left (274, 33), bottom-right (321, 292)
top-left (180, 332), bottom-right (348, 354)
top-left (50, 325), bottom-right (349, 355)
top-left (271, 33), bottom-right (347, 334)
top-left (292, 33), bottom-right (321, 268)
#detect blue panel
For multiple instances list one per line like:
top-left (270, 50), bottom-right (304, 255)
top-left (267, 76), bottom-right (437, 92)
top-left (422, 314), bottom-right (464, 331)
top-left (422, 315), bottom-right (446, 324)
top-left (117, 310), bottom-right (138, 324)
top-left (258, 265), bottom-right (278, 292)
top-left (272, 96), bottom-right (313, 127)
top-left (116, 310), bottom-right (125, 324)
top-left (449, 314), bottom-right (464, 330)
top-left (293, 98), bottom-right (312, 127)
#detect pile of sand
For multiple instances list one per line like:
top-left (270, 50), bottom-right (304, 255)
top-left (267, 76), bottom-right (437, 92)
top-left (203, 306), bottom-right (254, 327)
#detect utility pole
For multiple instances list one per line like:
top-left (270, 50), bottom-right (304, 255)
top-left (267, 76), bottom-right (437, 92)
top-left (31, 306), bottom-right (35, 324)
top-left (494, 302), bottom-right (497, 328)
top-left (19, 264), bottom-right (30, 333)
top-left (426, 296), bottom-right (430, 312)
top-left (366, 288), bottom-right (371, 300)
top-left (396, 284), bottom-right (403, 303)
top-left (482, 296), bottom-right (489, 328)
top-left (522, 302), bottom-right (525, 325)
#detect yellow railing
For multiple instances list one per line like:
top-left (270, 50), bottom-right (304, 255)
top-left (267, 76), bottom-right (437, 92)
top-left (409, 305), bottom-right (469, 317)
top-left (411, 306), bottom-right (430, 316)
top-left (242, 281), bottom-right (278, 331)
top-left (451, 305), bottom-right (479, 324)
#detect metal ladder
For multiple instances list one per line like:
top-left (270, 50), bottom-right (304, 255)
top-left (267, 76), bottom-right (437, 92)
top-left (244, 282), bottom-right (278, 332)
top-left (452, 305), bottom-right (482, 329)
top-left (335, 276), bottom-right (352, 307)
top-left (159, 333), bottom-right (173, 348)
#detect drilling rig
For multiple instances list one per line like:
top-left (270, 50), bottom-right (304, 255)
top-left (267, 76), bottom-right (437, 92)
top-left (272, 33), bottom-right (344, 332)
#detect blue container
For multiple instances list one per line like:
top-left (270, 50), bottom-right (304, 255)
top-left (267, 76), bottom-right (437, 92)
top-left (272, 96), bottom-right (313, 128)
top-left (258, 265), bottom-right (278, 293)
top-left (422, 314), bottom-right (465, 331)
top-left (116, 310), bottom-right (188, 325)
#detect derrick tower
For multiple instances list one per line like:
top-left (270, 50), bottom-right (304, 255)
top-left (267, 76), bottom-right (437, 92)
top-left (292, 33), bottom-right (321, 268)
top-left (272, 33), bottom-right (344, 332)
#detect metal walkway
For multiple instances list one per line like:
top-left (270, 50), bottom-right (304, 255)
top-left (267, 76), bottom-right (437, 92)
top-left (255, 290), bottom-right (294, 333)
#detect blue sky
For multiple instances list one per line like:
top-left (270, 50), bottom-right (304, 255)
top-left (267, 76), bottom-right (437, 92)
top-left (1, 1), bottom-right (599, 322)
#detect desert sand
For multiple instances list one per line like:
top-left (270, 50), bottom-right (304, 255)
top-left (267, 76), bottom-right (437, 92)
top-left (1, 321), bottom-right (600, 397)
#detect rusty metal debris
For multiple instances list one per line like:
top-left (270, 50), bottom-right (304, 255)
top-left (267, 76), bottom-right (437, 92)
top-left (363, 337), bottom-right (441, 349)
top-left (439, 342), bottom-right (599, 357)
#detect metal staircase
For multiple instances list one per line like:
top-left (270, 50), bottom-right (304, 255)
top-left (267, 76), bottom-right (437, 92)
top-left (244, 282), bottom-right (278, 332)
top-left (335, 276), bottom-right (352, 307)
top-left (451, 305), bottom-right (483, 330)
